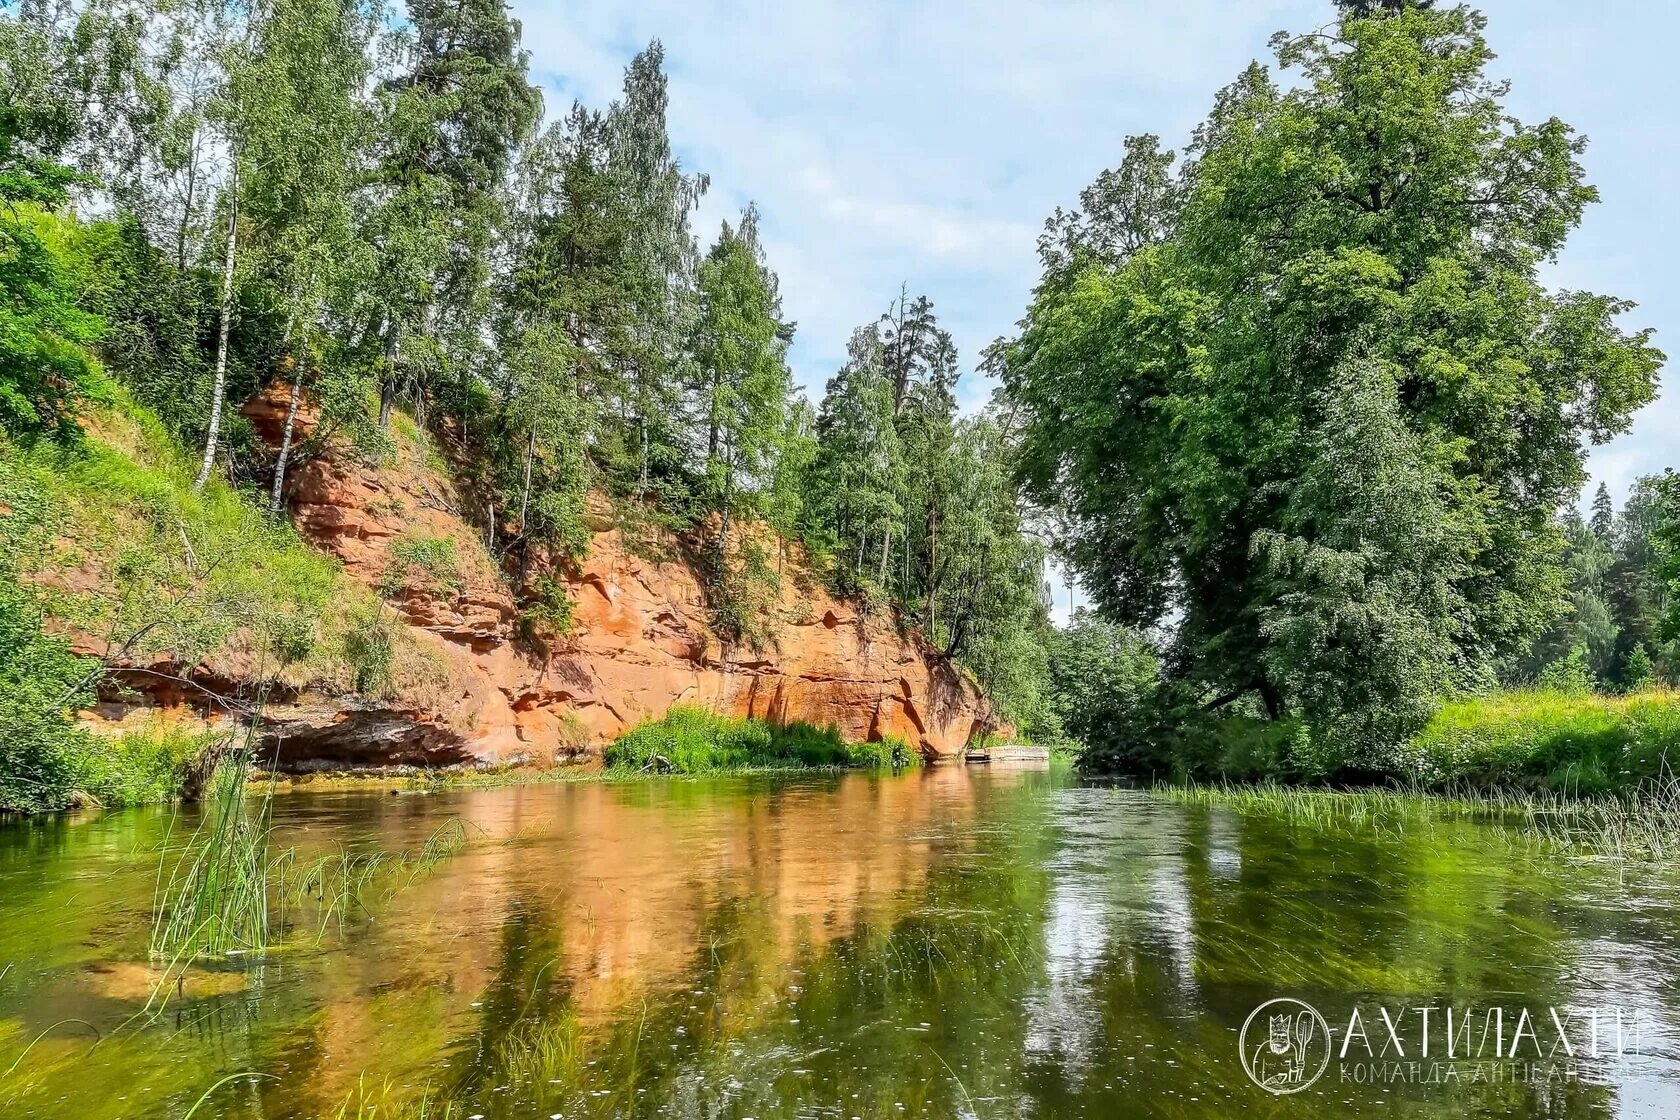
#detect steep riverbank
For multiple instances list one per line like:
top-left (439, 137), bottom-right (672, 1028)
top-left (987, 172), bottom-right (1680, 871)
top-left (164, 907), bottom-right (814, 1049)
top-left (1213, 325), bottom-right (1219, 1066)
top-left (16, 393), bottom-right (1002, 798)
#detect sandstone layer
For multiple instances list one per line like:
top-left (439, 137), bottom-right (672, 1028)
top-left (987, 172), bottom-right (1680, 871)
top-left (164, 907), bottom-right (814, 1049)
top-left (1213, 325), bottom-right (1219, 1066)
top-left (79, 388), bottom-right (1000, 769)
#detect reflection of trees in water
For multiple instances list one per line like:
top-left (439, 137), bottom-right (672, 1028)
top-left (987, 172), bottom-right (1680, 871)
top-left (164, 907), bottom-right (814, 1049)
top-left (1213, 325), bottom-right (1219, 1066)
top-left (1030, 802), bottom-right (1629, 1117)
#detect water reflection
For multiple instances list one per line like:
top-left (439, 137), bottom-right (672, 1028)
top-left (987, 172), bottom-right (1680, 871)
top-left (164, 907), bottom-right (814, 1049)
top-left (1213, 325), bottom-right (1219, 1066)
top-left (1, 768), bottom-right (1678, 1117)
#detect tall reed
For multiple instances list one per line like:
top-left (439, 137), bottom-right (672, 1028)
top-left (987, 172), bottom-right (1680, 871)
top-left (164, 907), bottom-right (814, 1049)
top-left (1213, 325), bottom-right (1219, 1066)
top-left (149, 716), bottom-right (275, 963)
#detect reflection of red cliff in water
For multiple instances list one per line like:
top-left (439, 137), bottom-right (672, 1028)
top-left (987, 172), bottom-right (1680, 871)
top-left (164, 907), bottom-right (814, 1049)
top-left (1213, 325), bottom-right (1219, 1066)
top-left (76, 387), bottom-right (1001, 769)
top-left (285, 766), bottom-right (1021, 1109)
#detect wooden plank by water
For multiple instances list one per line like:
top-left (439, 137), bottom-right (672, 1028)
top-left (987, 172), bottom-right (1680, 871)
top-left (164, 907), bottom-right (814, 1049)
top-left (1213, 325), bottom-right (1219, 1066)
top-left (964, 744), bottom-right (1050, 764)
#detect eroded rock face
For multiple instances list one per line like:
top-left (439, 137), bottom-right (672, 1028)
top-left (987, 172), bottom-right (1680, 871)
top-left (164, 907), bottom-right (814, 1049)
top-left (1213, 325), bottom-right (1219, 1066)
top-left (87, 386), bottom-right (997, 769)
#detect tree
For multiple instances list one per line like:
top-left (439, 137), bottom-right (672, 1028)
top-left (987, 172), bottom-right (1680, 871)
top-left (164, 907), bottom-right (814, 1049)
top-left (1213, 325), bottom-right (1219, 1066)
top-left (692, 205), bottom-right (792, 556)
top-left (1003, 5), bottom-right (1663, 765)
top-left (1590, 482), bottom-right (1614, 539)
top-left (1337, 0), bottom-right (1435, 15)
top-left (811, 325), bottom-right (904, 597)
top-left (489, 104), bottom-right (621, 564)
top-left (1657, 473), bottom-right (1680, 655)
top-left (232, 0), bottom-right (377, 511)
top-left (0, 12), bottom-right (104, 442)
top-left (1046, 610), bottom-right (1160, 767)
top-left (364, 0), bottom-right (539, 428)
top-left (599, 41), bottom-right (705, 502)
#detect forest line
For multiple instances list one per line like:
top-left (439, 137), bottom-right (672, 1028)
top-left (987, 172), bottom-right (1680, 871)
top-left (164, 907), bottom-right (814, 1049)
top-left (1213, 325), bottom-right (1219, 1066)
top-left (2, 0), bottom-right (1680, 811)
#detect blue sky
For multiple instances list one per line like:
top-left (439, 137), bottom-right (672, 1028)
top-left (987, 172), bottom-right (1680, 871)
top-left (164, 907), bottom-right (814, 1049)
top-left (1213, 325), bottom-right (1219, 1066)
top-left (511, 1), bottom-right (1677, 619)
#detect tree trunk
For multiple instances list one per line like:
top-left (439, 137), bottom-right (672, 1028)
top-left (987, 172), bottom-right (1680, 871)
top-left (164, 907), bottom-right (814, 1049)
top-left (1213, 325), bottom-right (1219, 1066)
top-left (877, 526), bottom-right (892, 589)
top-left (516, 426), bottom-right (535, 588)
top-left (377, 315), bottom-right (399, 427)
top-left (193, 161), bottom-right (239, 493)
top-left (268, 312), bottom-right (302, 515)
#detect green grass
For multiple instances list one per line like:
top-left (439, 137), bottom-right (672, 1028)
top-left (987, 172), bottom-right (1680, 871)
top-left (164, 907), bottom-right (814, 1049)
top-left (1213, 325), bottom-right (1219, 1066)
top-left (602, 705), bottom-right (920, 774)
top-left (1400, 688), bottom-right (1680, 793)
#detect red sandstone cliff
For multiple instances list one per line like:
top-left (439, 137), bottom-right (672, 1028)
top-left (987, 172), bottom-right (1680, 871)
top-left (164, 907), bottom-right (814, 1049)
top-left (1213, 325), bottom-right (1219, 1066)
top-left (177, 387), bottom-right (999, 769)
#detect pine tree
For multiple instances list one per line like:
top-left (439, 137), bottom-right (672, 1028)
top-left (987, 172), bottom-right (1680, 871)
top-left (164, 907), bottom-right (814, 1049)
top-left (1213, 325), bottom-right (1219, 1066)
top-left (365, 0), bottom-right (539, 427)
top-left (1590, 482), bottom-right (1614, 539)
top-left (603, 41), bottom-right (706, 500)
top-left (693, 205), bottom-right (793, 556)
top-left (813, 325), bottom-right (904, 596)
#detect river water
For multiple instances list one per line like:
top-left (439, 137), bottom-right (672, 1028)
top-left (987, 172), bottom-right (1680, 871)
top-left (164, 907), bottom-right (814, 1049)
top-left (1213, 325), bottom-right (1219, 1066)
top-left (3, 765), bottom-right (1680, 1118)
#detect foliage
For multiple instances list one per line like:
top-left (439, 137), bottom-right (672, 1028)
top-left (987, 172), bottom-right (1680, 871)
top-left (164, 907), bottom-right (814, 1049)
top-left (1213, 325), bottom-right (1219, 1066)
top-left (1047, 611), bottom-right (1159, 766)
top-left (0, 14), bottom-right (103, 441)
top-left (517, 571), bottom-right (574, 640)
top-left (1517, 475), bottom-right (1679, 692)
top-left (0, 544), bottom-right (99, 812)
top-left (603, 705), bottom-right (913, 773)
top-left (81, 720), bottom-right (223, 807)
top-left (1002, 4), bottom-right (1664, 764)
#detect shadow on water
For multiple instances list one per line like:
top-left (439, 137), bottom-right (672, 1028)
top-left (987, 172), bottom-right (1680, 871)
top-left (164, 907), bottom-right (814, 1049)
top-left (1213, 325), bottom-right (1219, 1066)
top-left (2, 766), bottom-right (1679, 1117)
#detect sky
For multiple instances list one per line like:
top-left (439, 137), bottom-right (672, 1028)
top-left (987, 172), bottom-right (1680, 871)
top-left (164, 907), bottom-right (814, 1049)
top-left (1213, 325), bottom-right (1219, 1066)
top-left (510, 0), bottom-right (1679, 622)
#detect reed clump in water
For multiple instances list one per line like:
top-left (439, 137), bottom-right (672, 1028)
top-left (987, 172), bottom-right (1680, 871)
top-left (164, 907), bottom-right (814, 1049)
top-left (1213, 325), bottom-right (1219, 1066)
top-left (149, 707), bottom-right (472, 974)
top-left (1156, 776), bottom-right (1680, 860)
top-left (149, 725), bottom-right (274, 963)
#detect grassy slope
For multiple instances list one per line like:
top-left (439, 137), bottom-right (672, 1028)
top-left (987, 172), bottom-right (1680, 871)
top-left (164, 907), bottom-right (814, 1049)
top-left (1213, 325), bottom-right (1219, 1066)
top-left (1402, 688), bottom-right (1680, 793)
top-left (0, 392), bottom-right (450, 809)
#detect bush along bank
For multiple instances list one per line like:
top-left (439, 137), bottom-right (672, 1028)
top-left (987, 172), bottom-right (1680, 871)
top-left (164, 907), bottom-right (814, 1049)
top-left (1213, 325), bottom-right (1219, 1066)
top-left (1079, 688), bottom-right (1680, 798)
top-left (603, 706), bottom-right (920, 774)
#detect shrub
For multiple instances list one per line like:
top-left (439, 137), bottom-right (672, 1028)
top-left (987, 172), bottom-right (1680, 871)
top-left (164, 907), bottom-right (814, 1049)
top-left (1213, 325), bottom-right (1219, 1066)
top-left (518, 571), bottom-right (574, 641)
top-left (603, 706), bottom-right (904, 773)
top-left (343, 603), bottom-right (396, 696)
top-left (0, 581), bottom-right (99, 812)
top-left (81, 721), bottom-right (224, 807)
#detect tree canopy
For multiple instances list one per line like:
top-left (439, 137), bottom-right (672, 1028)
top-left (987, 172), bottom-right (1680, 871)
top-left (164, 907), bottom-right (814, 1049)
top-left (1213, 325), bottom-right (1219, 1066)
top-left (1002, 4), bottom-right (1664, 769)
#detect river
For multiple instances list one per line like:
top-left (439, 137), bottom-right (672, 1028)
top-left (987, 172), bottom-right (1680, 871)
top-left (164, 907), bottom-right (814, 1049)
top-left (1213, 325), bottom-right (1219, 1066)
top-left (2, 764), bottom-right (1679, 1118)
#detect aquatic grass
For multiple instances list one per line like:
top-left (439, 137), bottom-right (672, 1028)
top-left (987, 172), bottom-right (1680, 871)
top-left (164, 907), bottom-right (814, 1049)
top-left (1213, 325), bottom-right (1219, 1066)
top-left (1154, 775), bottom-right (1680, 861)
top-left (331, 1077), bottom-right (464, 1119)
top-left (149, 729), bottom-right (275, 963)
top-left (291, 819), bottom-right (470, 944)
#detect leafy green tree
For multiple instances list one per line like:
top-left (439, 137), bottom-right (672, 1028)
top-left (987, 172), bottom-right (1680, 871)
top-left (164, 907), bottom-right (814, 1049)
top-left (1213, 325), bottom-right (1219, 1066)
top-left (1337, 0), bottom-right (1434, 15)
top-left (1609, 474), bottom-right (1679, 685)
top-left (1519, 510), bottom-right (1618, 688)
top-left (1003, 5), bottom-right (1663, 766)
top-left (1046, 610), bottom-right (1160, 767)
top-left (233, 0), bottom-right (378, 510)
top-left (0, 13), bottom-right (104, 441)
top-left (931, 413), bottom-right (1054, 731)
